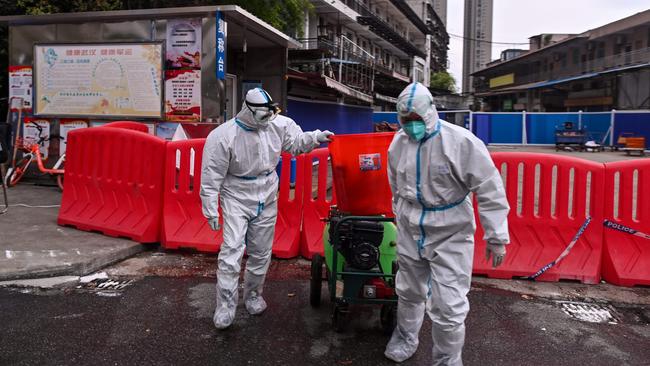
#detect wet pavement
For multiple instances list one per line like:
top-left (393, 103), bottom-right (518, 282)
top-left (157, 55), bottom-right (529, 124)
top-left (1, 255), bottom-right (649, 366)
top-left (0, 184), bottom-right (144, 280)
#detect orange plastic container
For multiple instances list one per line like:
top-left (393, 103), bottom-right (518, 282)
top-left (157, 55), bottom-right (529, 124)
top-left (328, 132), bottom-right (396, 216)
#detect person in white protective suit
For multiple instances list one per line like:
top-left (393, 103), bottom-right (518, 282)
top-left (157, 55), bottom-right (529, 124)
top-left (200, 88), bottom-right (333, 329)
top-left (384, 82), bottom-right (510, 364)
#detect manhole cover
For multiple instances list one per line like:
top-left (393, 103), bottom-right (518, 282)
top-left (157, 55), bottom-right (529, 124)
top-left (558, 301), bottom-right (619, 324)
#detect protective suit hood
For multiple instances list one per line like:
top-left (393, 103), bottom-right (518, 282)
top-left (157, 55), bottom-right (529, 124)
top-left (396, 82), bottom-right (439, 135)
top-left (236, 88), bottom-right (280, 130)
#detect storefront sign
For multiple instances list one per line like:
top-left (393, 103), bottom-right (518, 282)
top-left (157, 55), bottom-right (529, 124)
top-left (490, 73), bottom-right (515, 89)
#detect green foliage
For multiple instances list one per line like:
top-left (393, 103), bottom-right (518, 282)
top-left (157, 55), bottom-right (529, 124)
top-left (430, 71), bottom-right (457, 93)
top-left (15, 0), bottom-right (123, 14)
top-left (10, 0), bottom-right (312, 36)
top-left (213, 0), bottom-right (313, 38)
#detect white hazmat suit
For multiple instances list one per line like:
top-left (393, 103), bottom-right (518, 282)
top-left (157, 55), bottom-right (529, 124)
top-left (200, 88), bottom-right (333, 329)
top-left (385, 83), bottom-right (510, 364)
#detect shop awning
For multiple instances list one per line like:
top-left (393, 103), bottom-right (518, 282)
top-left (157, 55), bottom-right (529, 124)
top-left (324, 77), bottom-right (374, 103)
top-left (533, 73), bottom-right (599, 89)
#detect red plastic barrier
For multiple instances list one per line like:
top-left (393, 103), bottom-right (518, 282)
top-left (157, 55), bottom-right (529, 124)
top-left (273, 153), bottom-right (305, 258)
top-left (329, 132), bottom-right (395, 216)
top-left (181, 123), bottom-right (218, 139)
top-left (300, 148), bottom-right (336, 259)
top-left (103, 121), bottom-right (149, 133)
top-left (473, 153), bottom-right (605, 284)
top-left (58, 127), bottom-right (165, 242)
top-left (602, 160), bottom-right (650, 287)
top-left (161, 139), bottom-right (223, 252)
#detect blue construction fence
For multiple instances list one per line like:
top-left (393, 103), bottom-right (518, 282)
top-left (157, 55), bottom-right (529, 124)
top-left (373, 110), bottom-right (650, 148)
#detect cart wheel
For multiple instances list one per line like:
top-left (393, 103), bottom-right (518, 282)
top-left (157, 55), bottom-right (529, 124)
top-left (310, 254), bottom-right (324, 308)
top-left (332, 303), bottom-right (348, 332)
top-left (380, 304), bottom-right (397, 335)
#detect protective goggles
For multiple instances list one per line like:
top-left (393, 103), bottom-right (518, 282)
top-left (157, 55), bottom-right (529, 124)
top-left (246, 100), bottom-right (280, 115)
top-left (398, 111), bottom-right (424, 124)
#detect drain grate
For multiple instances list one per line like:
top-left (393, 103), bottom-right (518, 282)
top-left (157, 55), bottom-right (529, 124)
top-left (79, 279), bottom-right (134, 291)
top-left (558, 301), bottom-right (619, 324)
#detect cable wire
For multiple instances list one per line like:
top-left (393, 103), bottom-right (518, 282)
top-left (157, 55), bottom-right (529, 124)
top-left (448, 32), bottom-right (529, 46)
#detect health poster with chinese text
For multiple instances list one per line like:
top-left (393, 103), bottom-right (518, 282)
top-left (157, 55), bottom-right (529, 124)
top-left (165, 69), bottom-right (201, 122)
top-left (9, 66), bottom-right (33, 110)
top-left (166, 18), bottom-right (202, 70)
top-left (34, 43), bottom-right (163, 118)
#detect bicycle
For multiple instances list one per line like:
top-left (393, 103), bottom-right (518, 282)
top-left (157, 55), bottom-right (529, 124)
top-left (5, 118), bottom-right (65, 191)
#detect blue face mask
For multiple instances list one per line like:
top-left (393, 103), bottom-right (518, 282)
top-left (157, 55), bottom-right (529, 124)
top-left (402, 121), bottom-right (426, 141)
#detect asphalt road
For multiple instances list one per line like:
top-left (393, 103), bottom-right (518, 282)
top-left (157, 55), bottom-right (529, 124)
top-left (1, 275), bottom-right (649, 366)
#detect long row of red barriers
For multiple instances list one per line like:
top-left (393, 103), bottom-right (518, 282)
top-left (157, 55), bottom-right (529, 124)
top-left (58, 127), bottom-right (649, 286)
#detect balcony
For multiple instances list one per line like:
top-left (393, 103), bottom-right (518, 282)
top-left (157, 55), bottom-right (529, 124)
top-left (341, 0), bottom-right (426, 58)
top-left (289, 35), bottom-right (375, 96)
top-left (294, 36), bottom-right (375, 66)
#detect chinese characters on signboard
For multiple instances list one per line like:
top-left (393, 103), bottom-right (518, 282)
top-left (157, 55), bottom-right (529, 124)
top-left (165, 18), bottom-right (202, 122)
top-left (9, 66), bottom-right (33, 110)
top-left (216, 11), bottom-right (227, 80)
top-left (34, 43), bottom-right (163, 118)
top-left (166, 18), bottom-right (202, 70)
top-left (165, 70), bottom-right (201, 122)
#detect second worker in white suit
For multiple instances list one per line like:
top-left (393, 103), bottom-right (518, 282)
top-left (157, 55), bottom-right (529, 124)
top-left (385, 82), bottom-right (510, 365)
top-left (200, 88), bottom-right (333, 329)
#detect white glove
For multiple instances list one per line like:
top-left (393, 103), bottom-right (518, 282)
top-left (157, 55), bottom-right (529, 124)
top-left (486, 242), bottom-right (506, 268)
top-left (317, 130), bottom-right (334, 143)
top-left (208, 216), bottom-right (221, 231)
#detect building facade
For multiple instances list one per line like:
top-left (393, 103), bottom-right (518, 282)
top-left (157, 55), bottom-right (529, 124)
top-left (287, 0), bottom-right (449, 121)
top-left (462, 0), bottom-right (493, 93)
top-left (432, 0), bottom-right (447, 27)
top-left (472, 10), bottom-right (650, 112)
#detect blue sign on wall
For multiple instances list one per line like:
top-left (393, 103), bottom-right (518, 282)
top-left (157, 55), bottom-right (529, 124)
top-left (216, 11), bottom-right (226, 80)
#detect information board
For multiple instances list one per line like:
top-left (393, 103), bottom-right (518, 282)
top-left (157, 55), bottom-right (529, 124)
top-left (34, 43), bottom-right (163, 118)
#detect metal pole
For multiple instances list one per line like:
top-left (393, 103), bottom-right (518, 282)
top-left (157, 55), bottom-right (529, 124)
top-left (0, 164), bottom-right (8, 215)
top-left (468, 110), bottom-right (474, 132)
top-left (522, 110), bottom-right (527, 145)
top-left (578, 110), bottom-right (583, 130)
top-left (610, 109), bottom-right (616, 146)
top-left (338, 36), bottom-right (344, 82)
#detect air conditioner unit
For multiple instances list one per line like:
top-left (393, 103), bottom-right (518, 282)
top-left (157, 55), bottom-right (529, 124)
top-left (586, 42), bottom-right (594, 50)
top-left (615, 35), bottom-right (626, 45)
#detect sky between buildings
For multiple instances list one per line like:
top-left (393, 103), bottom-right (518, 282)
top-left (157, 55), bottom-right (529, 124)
top-left (446, 0), bottom-right (650, 93)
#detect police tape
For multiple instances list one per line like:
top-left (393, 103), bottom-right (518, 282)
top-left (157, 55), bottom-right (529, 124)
top-left (528, 216), bottom-right (592, 281)
top-left (603, 219), bottom-right (650, 240)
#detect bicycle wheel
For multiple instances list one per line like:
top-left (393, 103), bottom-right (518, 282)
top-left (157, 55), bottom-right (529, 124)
top-left (7, 156), bottom-right (32, 186)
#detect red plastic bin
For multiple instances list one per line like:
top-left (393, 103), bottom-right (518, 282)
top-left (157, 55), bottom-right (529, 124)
top-left (328, 132), bottom-right (395, 216)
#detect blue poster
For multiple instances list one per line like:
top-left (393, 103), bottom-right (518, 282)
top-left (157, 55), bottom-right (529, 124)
top-left (216, 11), bottom-right (227, 80)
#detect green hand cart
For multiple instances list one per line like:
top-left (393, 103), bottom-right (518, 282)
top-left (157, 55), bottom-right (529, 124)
top-left (309, 209), bottom-right (399, 334)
